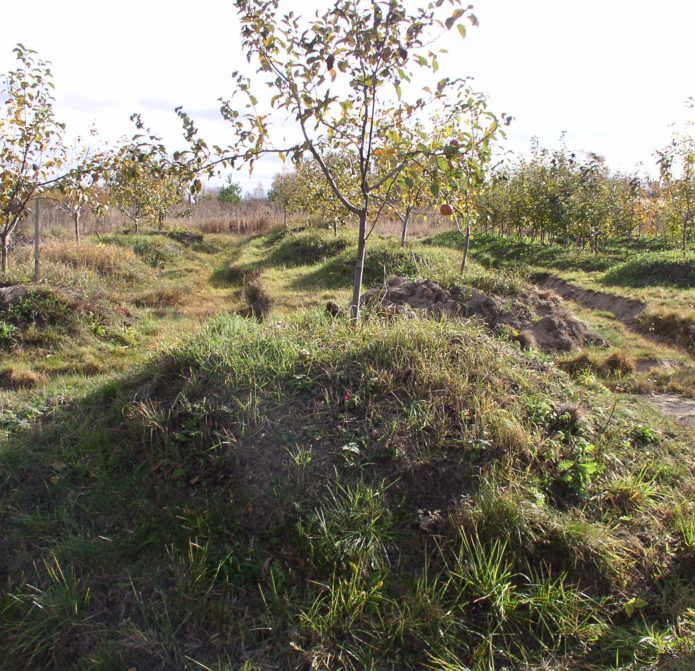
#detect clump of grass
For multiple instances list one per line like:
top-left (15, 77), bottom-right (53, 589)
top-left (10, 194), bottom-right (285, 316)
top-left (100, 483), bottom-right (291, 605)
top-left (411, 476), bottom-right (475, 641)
top-left (242, 277), bottom-right (273, 319)
top-left (603, 350), bottom-right (637, 374)
top-left (134, 287), bottom-right (185, 308)
top-left (638, 309), bottom-right (695, 353)
top-left (561, 350), bottom-right (637, 378)
top-left (0, 364), bottom-right (45, 389)
top-left (600, 251), bottom-right (695, 288)
top-left (558, 351), bottom-right (603, 376)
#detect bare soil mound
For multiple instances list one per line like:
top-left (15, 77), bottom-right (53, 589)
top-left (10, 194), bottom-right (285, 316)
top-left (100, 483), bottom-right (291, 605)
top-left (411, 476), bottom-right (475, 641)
top-left (362, 276), bottom-right (606, 351)
top-left (536, 274), bottom-right (646, 322)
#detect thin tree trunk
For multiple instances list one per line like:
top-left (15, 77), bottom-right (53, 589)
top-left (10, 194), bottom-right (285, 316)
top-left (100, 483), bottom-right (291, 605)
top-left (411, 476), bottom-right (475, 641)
top-left (460, 221), bottom-right (471, 274)
top-left (34, 201), bottom-right (41, 282)
top-left (400, 213), bottom-right (410, 247)
top-left (2, 232), bottom-right (9, 275)
top-left (350, 210), bottom-right (368, 322)
top-left (74, 210), bottom-right (80, 244)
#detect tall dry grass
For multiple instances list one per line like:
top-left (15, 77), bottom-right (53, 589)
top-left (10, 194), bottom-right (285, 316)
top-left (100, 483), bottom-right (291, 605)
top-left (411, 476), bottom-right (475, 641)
top-left (14, 197), bottom-right (285, 241)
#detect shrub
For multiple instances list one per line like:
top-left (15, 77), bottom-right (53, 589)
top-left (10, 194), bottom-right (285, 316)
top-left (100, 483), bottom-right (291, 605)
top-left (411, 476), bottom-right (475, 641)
top-left (0, 321), bottom-right (17, 347)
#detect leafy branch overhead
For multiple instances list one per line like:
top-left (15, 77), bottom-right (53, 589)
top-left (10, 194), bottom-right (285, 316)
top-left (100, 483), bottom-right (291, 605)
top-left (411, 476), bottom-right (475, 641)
top-left (0, 45), bottom-right (66, 272)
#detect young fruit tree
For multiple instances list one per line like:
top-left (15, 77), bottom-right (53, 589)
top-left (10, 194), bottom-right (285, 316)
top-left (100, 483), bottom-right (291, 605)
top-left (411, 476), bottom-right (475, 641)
top-left (267, 170), bottom-right (299, 227)
top-left (657, 129), bottom-right (695, 252)
top-left (47, 130), bottom-right (113, 244)
top-left (422, 119), bottom-right (498, 272)
top-left (107, 143), bottom-right (189, 231)
top-left (0, 45), bottom-right (65, 274)
top-left (231, 0), bottom-right (504, 320)
top-left (288, 152), bottom-right (360, 235)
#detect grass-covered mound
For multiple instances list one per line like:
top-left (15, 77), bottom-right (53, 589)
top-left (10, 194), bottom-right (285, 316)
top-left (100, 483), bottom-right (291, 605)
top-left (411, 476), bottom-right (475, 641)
top-left (0, 283), bottom-right (132, 355)
top-left (101, 232), bottom-right (185, 267)
top-left (638, 309), bottom-right (695, 355)
top-left (1, 311), bottom-right (693, 670)
top-left (424, 232), bottom-right (621, 272)
top-left (266, 230), bottom-right (349, 267)
top-left (424, 232), bottom-right (687, 275)
top-left (600, 252), bottom-right (695, 289)
top-left (293, 239), bottom-right (436, 290)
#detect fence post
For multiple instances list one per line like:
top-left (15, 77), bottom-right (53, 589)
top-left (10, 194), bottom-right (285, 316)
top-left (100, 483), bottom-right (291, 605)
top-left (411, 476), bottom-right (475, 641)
top-left (34, 199), bottom-right (41, 282)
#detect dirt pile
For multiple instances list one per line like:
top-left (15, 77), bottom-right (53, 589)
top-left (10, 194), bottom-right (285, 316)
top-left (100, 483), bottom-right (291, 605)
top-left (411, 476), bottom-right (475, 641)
top-left (362, 276), bottom-right (606, 351)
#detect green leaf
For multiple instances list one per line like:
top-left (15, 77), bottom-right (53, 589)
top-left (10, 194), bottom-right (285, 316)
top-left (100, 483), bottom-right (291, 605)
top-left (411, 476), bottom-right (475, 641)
top-left (457, 24), bottom-right (467, 38)
top-left (624, 597), bottom-right (648, 618)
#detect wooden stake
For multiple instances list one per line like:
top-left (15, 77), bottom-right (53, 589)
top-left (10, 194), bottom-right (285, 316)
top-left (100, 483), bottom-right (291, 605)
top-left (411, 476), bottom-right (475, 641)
top-left (34, 199), bottom-right (41, 282)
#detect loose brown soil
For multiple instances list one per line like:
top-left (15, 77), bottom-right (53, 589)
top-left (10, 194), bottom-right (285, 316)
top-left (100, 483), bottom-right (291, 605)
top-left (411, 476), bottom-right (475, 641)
top-left (362, 276), bottom-right (606, 352)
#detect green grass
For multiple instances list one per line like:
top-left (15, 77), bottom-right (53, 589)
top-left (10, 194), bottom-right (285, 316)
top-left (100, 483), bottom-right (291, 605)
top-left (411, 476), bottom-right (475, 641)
top-left (1, 309), bottom-right (693, 670)
top-left (1, 225), bottom-right (694, 670)
top-left (424, 231), bottom-right (692, 277)
top-left (266, 230), bottom-right (350, 267)
top-left (600, 251), bottom-right (695, 289)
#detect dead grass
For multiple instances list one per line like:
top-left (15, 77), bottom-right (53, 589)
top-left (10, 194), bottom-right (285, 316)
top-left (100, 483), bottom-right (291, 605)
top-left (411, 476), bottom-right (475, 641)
top-left (0, 365), bottom-right (45, 389)
top-left (241, 277), bottom-right (273, 319)
top-left (41, 241), bottom-right (145, 280)
top-left (134, 287), bottom-right (186, 308)
top-left (603, 350), bottom-right (637, 374)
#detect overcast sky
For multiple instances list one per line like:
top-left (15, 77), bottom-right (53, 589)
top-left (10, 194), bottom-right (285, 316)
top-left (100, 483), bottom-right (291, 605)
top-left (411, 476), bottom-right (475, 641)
top-left (2, 0), bottom-right (693, 193)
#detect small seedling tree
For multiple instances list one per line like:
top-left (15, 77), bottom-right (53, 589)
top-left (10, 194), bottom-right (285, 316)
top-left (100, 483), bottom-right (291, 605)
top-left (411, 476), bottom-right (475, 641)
top-left (231, 0), bottom-right (503, 319)
top-left (0, 45), bottom-right (65, 273)
top-left (218, 175), bottom-right (243, 204)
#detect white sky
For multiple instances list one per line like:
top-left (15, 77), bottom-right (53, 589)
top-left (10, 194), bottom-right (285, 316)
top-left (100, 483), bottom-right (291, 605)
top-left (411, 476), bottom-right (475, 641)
top-left (2, 0), bottom-right (693, 193)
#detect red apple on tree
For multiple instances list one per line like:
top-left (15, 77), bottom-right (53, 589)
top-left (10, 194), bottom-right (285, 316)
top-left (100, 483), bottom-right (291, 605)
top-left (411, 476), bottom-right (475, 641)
top-left (440, 203), bottom-right (453, 216)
